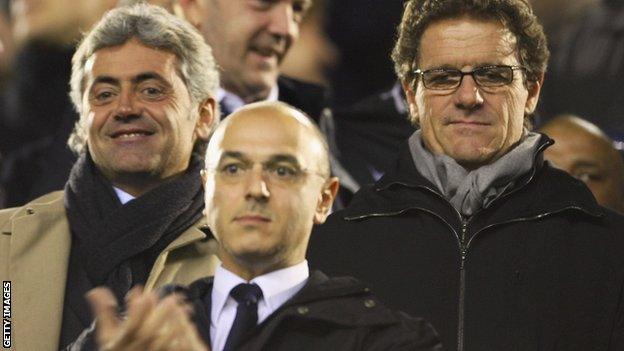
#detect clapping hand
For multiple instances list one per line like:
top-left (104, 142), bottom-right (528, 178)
top-left (86, 286), bottom-right (210, 351)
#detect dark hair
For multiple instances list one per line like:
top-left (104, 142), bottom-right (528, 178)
top-left (392, 0), bottom-right (549, 86)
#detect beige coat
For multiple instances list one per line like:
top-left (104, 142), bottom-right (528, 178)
top-left (0, 191), bottom-right (220, 351)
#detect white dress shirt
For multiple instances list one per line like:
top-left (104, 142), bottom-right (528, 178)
top-left (217, 85), bottom-right (279, 116)
top-left (210, 261), bottom-right (309, 351)
top-left (113, 187), bottom-right (135, 205)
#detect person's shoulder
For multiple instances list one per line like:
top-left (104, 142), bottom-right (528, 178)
top-left (277, 75), bottom-right (326, 95)
top-left (306, 272), bottom-right (444, 351)
top-left (277, 75), bottom-right (327, 121)
top-left (598, 206), bottom-right (624, 235)
top-left (0, 190), bottom-right (65, 222)
top-left (372, 311), bottom-right (444, 351)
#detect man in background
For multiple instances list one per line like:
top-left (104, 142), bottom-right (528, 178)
top-left (540, 115), bottom-right (624, 213)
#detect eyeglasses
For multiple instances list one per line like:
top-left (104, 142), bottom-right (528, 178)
top-left (413, 65), bottom-right (526, 90)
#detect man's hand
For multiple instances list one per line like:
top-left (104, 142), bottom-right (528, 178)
top-left (86, 286), bottom-right (210, 351)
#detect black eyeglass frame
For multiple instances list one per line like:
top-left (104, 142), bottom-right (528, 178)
top-left (413, 65), bottom-right (527, 90)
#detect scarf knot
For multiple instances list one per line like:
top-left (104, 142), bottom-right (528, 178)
top-left (409, 131), bottom-right (542, 217)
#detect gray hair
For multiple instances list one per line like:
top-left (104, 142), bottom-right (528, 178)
top-left (68, 3), bottom-right (219, 154)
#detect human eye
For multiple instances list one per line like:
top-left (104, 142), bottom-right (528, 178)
top-left (475, 66), bottom-right (512, 86)
top-left (139, 84), bottom-right (165, 100)
top-left (423, 69), bottom-right (459, 89)
top-left (90, 87), bottom-right (116, 105)
top-left (292, 0), bottom-right (311, 19)
top-left (219, 162), bottom-right (246, 177)
top-left (573, 171), bottom-right (603, 184)
top-left (267, 163), bottom-right (299, 181)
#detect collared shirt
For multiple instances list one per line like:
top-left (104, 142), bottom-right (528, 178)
top-left (113, 187), bottom-right (135, 205)
top-left (210, 261), bottom-right (309, 351)
top-left (217, 85), bottom-right (279, 117)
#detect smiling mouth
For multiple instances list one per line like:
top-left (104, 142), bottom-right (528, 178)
top-left (110, 130), bottom-right (154, 139)
top-left (250, 46), bottom-right (282, 60)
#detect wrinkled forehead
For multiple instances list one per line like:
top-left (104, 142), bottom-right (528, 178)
top-left (418, 16), bottom-right (519, 67)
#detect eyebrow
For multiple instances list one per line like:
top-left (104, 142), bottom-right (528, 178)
top-left (91, 72), bottom-right (169, 87)
top-left (219, 151), bottom-right (301, 167)
top-left (424, 62), bottom-right (504, 71)
top-left (132, 72), bottom-right (169, 85)
top-left (92, 75), bottom-right (119, 86)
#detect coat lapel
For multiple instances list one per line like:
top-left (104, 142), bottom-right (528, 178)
top-left (145, 220), bottom-right (220, 291)
top-left (6, 192), bottom-right (70, 351)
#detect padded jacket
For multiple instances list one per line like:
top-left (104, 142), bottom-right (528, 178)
top-left (308, 135), bottom-right (624, 351)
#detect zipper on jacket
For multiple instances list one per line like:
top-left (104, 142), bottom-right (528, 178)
top-left (346, 178), bottom-right (597, 351)
top-left (457, 218), bottom-right (468, 351)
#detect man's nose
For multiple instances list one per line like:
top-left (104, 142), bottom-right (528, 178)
top-left (453, 75), bottom-right (484, 111)
top-left (267, 3), bottom-right (299, 41)
top-left (245, 166), bottom-right (270, 201)
top-left (114, 90), bottom-right (140, 120)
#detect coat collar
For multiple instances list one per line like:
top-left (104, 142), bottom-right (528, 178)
top-left (340, 133), bottom-right (604, 224)
top-left (2, 191), bottom-right (212, 351)
top-left (144, 219), bottom-right (212, 290)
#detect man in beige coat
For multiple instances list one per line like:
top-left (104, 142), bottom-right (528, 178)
top-left (0, 4), bottom-right (221, 350)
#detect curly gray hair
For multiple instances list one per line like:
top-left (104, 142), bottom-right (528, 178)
top-left (68, 3), bottom-right (219, 154)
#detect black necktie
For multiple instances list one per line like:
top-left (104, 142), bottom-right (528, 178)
top-left (223, 283), bottom-right (263, 351)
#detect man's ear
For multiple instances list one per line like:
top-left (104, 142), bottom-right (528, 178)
top-left (401, 79), bottom-right (420, 125)
top-left (313, 177), bottom-right (340, 225)
top-left (176, 0), bottom-right (204, 29)
top-left (525, 72), bottom-right (544, 115)
top-left (195, 97), bottom-right (217, 142)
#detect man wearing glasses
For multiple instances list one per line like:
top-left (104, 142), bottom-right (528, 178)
top-left (308, 1), bottom-right (624, 350)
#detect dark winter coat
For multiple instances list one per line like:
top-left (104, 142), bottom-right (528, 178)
top-left (308, 135), bottom-right (624, 351)
top-left (68, 271), bottom-right (443, 351)
top-left (176, 270), bottom-right (443, 351)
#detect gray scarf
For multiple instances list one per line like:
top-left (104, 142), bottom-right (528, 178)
top-left (409, 130), bottom-right (541, 217)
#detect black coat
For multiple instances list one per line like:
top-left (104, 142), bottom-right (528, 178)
top-left (68, 271), bottom-right (443, 351)
top-left (277, 76), bottom-right (327, 123)
top-left (169, 270), bottom-right (442, 351)
top-left (331, 82), bottom-right (415, 187)
top-left (308, 135), bottom-right (624, 351)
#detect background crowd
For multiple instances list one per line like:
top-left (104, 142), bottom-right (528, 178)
top-left (0, 1), bottom-right (623, 350)
top-left (0, 0), bottom-right (622, 212)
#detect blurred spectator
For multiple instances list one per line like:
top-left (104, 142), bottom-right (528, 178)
top-left (1, 0), bottom-right (117, 152)
top-left (538, 0), bottom-right (624, 142)
top-left (280, 0), bottom-right (338, 87)
top-left (529, 0), bottom-right (598, 37)
top-left (331, 82), bottom-right (415, 186)
top-left (326, 0), bottom-right (405, 107)
top-left (539, 115), bottom-right (624, 213)
top-left (0, 0), bottom-right (117, 208)
top-left (0, 0), bottom-right (14, 83)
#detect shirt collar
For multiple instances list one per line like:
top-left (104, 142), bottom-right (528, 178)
top-left (113, 186), bottom-right (135, 205)
top-left (211, 260), bottom-right (309, 324)
top-left (217, 85), bottom-right (279, 114)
